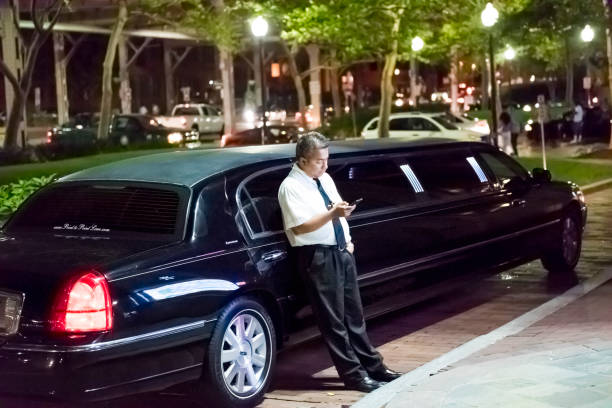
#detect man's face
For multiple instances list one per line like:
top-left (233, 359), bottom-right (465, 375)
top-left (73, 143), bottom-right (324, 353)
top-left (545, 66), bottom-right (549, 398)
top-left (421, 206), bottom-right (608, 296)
top-left (299, 147), bottom-right (329, 178)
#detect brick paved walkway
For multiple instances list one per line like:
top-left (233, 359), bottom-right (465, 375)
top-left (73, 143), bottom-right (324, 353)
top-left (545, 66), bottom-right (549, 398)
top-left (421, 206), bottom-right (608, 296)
top-left (385, 279), bottom-right (612, 408)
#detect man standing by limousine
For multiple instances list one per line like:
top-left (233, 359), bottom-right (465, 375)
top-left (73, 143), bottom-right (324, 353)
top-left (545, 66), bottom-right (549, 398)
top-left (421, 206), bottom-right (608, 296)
top-left (278, 132), bottom-right (402, 392)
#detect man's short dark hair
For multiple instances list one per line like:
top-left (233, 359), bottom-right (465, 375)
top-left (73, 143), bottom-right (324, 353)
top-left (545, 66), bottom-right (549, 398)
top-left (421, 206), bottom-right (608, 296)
top-left (296, 132), bottom-right (329, 160)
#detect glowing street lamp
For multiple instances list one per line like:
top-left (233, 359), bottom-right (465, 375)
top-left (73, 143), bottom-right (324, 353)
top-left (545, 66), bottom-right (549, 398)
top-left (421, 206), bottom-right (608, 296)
top-left (481, 2), bottom-right (499, 27)
top-left (504, 45), bottom-right (516, 61)
top-left (481, 2), bottom-right (499, 145)
top-left (411, 36), bottom-right (424, 52)
top-left (250, 16), bottom-right (268, 38)
top-left (581, 24), bottom-right (595, 107)
top-left (581, 24), bottom-right (594, 43)
top-left (409, 36), bottom-right (424, 107)
top-left (250, 16), bottom-right (269, 144)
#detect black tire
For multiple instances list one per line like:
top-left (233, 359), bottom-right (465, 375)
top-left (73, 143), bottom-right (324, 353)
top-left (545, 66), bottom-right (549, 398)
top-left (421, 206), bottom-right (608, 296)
top-left (541, 211), bottom-right (582, 274)
top-left (199, 297), bottom-right (276, 408)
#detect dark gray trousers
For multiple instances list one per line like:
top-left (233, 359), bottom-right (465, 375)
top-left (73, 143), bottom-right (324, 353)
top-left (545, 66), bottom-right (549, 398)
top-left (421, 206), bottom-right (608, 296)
top-left (295, 245), bottom-right (384, 382)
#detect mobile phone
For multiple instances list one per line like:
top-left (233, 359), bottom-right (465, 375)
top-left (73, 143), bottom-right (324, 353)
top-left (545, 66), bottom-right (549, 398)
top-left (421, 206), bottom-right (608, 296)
top-left (350, 198), bottom-right (363, 206)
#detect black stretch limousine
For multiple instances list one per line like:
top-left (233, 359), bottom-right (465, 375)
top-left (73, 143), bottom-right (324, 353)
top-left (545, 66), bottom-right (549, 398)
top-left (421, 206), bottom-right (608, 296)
top-left (0, 139), bottom-right (586, 407)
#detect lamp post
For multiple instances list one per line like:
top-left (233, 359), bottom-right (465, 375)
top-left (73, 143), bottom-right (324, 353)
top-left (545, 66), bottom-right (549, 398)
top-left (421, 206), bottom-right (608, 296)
top-left (410, 36), bottom-right (424, 107)
top-left (481, 2), bottom-right (499, 146)
top-left (251, 16), bottom-right (268, 145)
top-left (581, 24), bottom-right (595, 107)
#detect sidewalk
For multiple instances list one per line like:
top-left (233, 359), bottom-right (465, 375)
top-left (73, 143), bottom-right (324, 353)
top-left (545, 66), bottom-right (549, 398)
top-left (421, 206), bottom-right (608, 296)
top-left (359, 271), bottom-right (612, 408)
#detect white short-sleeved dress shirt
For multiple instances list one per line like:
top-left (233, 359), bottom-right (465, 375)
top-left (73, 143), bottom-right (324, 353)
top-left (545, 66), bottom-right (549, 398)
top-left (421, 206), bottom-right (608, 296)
top-left (278, 164), bottom-right (352, 247)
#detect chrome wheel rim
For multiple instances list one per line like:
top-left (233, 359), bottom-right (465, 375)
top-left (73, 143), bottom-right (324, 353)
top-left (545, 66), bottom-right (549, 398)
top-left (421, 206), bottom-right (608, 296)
top-left (221, 311), bottom-right (268, 397)
top-left (562, 217), bottom-right (579, 265)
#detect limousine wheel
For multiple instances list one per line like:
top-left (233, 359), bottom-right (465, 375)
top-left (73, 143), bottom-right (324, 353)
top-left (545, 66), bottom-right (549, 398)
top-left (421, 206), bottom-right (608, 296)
top-left (201, 297), bottom-right (276, 408)
top-left (541, 211), bottom-right (582, 274)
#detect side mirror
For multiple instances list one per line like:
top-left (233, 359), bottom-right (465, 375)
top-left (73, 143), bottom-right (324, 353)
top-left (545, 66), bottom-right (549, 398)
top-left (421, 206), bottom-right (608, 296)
top-left (506, 176), bottom-right (529, 192)
top-left (531, 167), bottom-right (552, 184)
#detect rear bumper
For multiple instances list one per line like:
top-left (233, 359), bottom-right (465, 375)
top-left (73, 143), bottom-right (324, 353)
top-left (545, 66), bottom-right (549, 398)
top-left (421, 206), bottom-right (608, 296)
top-left (0, 319), bottom-right (214, 402)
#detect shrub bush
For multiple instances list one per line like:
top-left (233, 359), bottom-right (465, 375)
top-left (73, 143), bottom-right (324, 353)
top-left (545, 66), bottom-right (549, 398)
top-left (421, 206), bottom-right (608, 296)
top-left (0, 174), bottom-right (56, 218)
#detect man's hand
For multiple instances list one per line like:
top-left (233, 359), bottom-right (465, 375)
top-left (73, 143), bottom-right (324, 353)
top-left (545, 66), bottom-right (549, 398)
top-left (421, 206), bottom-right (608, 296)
top-left (331, 201), bottom-right (356, 218)
top-left (347, 241), bottom-right (354, 254)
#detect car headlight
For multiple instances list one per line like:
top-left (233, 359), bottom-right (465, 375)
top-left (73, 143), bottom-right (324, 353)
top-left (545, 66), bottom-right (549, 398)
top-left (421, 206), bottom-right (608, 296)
top-left (167, 132), bottom-right (183, 144)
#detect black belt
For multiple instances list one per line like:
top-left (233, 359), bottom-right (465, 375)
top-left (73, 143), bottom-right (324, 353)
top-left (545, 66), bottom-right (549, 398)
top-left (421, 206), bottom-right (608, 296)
top-left (297, 244), bottom-right (348, 252)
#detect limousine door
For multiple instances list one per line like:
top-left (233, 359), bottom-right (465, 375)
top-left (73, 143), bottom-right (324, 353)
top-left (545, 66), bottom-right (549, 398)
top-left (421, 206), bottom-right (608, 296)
top-left (398, 150), bottom-right (503, 272)
top-left (328, 157), bottom-right (436, 284)
top-left (473, 149), bottom-right (561, 259)
top-left (229, 165), bottom-right (307, 318)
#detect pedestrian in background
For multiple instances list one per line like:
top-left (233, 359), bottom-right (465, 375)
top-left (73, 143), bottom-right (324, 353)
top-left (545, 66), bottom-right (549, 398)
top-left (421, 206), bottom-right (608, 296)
top-left (277, 132), bottom-right (402, 393)
top-left (498, 112), bottom-right (513, 155)
top-left (572, 101), bottom-right (584, 144)
top-left (508, 105), bottom-right (521, 156)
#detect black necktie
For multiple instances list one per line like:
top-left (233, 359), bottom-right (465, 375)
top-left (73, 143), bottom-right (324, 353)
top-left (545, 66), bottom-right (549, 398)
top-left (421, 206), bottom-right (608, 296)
top-left (314, 178), bottom-right (347, 250)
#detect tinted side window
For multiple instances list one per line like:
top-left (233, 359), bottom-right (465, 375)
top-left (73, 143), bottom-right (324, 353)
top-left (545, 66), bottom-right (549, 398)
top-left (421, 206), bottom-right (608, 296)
top-left (389, 118), bottom-right (410, 131)
top-left (479, 151), bottom-right (530, 185)
top-left (406, 152), bottom-right (489, 199)
top-left (367, 119), bottom-right (378, 130)
top-left (329, 159), bottom-right (416, 212)
top-left (114, 117), bottom-right (140, 131)
top-left (174, 107), bottom-right (200, 116)
top-left (417, 118), bottom-right (440, 131)
top-left (238, 168), bottom-right (288, 235)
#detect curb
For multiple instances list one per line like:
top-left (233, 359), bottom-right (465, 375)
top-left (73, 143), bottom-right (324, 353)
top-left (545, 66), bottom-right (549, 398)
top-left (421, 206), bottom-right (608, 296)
top-left (581, 177), bottom-right (612, 195)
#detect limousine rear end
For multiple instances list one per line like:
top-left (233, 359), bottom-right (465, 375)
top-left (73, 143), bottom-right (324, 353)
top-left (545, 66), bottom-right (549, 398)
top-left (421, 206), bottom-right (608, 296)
top-left (0, 139), bottom-right (586, 407)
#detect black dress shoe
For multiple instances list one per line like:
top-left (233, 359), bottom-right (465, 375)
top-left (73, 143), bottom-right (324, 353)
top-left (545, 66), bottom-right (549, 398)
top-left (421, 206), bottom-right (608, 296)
top-left (369, 367), bottom-right (403, 382)
top-left (344, 376), bottom-right (387, 392)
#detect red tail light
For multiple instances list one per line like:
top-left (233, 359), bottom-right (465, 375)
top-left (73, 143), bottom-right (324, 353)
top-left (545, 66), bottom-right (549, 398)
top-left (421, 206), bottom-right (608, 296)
top-left (46, 130), bottom-right (53, 143)
top-left (51, 271), bottom-right (113, 333)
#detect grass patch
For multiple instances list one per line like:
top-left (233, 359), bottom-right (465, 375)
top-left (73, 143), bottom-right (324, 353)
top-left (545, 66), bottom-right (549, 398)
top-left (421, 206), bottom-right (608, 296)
top-left (517, 157), bottom-right (612, 186)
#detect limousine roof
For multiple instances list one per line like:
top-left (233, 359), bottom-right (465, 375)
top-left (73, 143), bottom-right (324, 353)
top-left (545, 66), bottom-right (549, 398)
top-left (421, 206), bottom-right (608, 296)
top-left (60, 138), bottom-right (483, 188)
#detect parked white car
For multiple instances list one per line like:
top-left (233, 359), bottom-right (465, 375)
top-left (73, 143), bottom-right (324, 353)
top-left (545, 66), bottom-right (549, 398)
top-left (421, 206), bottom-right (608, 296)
top-left (430, 112), bottom-right (491, 136)
top-left (361, 112), bottom-right (483, 141)
top-left (157, 103), bottom-right (224, 136)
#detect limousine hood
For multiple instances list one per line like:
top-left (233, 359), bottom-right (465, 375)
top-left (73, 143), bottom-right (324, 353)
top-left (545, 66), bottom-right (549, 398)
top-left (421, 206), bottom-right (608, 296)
top-left (0, 232), bottom-right (169, 324)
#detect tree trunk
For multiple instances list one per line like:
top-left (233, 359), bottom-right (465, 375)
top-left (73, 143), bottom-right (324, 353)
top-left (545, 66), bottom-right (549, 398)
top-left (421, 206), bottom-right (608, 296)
top-left (306, 44), bottom-right (322, 128)
top-left (97, 0), bottom-right (128, 141)
top-left (546, 79), bottom-right (557, 102)
top-left (4, 89), bottom-right (25, 152)
top-left (450, 47), bottom-right (459, 114)
top-left (3, 0), bottom-right (61, 150)
top-left (282, 42), bottom-right (307, 126)
top-left (481, 56), bottom-right (490, 110)
top-left (378, 11), bottom-right (402, 139)
top-left (379, 52), bottom-right (398, 139)
top-left (564, 36), bottom-right (574, 105)
top-left (604, 0), bottom-right (612, 148)
top-left (219, 48), bottom-right (236, 135)
top-left (330, 50), bottom-right (342, 118)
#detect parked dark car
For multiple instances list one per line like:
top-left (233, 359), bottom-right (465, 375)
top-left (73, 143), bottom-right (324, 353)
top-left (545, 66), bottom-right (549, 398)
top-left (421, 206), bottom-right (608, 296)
top-left (527, 106), bottom-right (611, 142)
top-left (0, 139), bottom-right (586, 407)
top-left (42, 113), bottom-right (99, 158)
top-left (220, 125), bottom-right (303, 147)
top-left (109, 114), bottom-right (199, 146)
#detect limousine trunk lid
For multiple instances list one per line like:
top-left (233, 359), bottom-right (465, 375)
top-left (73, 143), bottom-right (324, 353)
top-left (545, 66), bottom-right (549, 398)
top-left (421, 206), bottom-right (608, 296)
top-left (0, 232), bottom-right (170, 329)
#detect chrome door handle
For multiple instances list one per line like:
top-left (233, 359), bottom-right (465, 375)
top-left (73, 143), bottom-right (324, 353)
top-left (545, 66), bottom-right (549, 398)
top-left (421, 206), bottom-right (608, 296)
top-left (511, 199), bottom-right (526, 207)
top-left (261, 250), bottom-right (287, 263)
